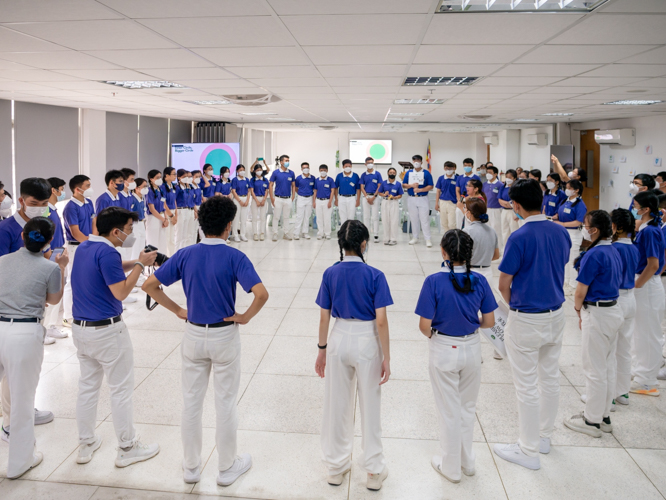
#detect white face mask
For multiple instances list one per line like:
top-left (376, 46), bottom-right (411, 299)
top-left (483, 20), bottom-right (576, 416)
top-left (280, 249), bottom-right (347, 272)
top-left (413, 162), bottom-right (422, 169)
top-left (445, 170), bottom-right (454, 177)
top-left (23, 203), bottom-right (48, 219)
top-left (193, 177), bottom-right (201, 185)
top-left (478, 169), bottom-right (487, 175)
top-left (344, 167), bottom-right (352, 174)
top-left (302, 168), bottom-right (310, 175)
top-left (568, 171), bottom-right (576, 180)
top-left (581, 227), bottom-right (594, 242)
top-left (629, 182), bottom-right (640, 195)
top-left (546, 181), bottom-right (556, 190)
top-left (565, 188), bottom-right (575, 198)
top-left (237, 171), bottom-right (245, 178)
top-left (223, 172), bottom-right (230, 179)
top-left (505, 178), bottom-right (514, 186)
top-left (254, 171), bottom-right (262, 178)
top-left (1, 197), bottom-right (13, 210)
top-left (153, 178), bottom-right (163, 187)
top-left (205, 171), bottom-right (213, 177)
top-left (486, 173), bottom-right (494, 181)
top-left (82, 187), bottom-right (94, 198)
top-left (140, 187), bottom-right (149, 195)
top-left (366, 164), bottom-right (374, 170)
top-left (116, 229), bottom-right (136, 249)
top-left (128, 181), bottom-right (136, 190)
top-left (320, 171), bottom-right (327, 178)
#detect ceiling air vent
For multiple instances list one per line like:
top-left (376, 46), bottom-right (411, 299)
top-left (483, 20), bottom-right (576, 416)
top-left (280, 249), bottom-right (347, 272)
top-left (220, 94), bottom-right (282, 106)
top-left (461, 115), bottom-right (493, 120)
top-left (319, 126), bottom-right (337, 130)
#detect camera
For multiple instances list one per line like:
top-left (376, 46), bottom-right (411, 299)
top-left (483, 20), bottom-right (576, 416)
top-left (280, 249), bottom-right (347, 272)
top-left (144, 245), bottom-right (169, 266)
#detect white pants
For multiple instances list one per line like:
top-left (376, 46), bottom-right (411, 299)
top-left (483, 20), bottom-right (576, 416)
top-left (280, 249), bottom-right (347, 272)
top-left (505, 308), bottom-right (565, 457)
top-left (338, 196), bottom-right (357, 226)
top-left (565, 229), bottom-right (583, 288)
top-left (501, 209), bottom-right (519, 247)
top-left (407, 196), bottom-right (431, 241)
top-left (63, 242), bottom-right (78, 321)
top-left (130, 220), bottom-right (147, 260)
top-left (44, 294), bottom-right (64, 329)
top-left (316, 198), bottom-right (333, 237)
top-left (632, 275), bottom-right (666, 387)
top-left (382, 199), bottom-right (400, 243)
top-left (456, 207), bottom-right (465, 230)
top-left (438, 200), bottom-right (456, 234)
top-left (488, 208), bottom-right (503, 249)
top-left (72, 321), bottom-right (136, 448)
top-left (295, 195), bottom-right (313, 236)
top-left (233, 197), bottom-right (249, 239)
top-left (146, 214), bottom-right (168, 253)
top-left (362, 196), bottom-right (380, 237)
top-left (251, 197), bottom-right (267, 236)
top-left (429, 332), bottom-right (481, 481)
top-left (272, 197), bottom-right (293, 238)
top-left (175, 208), bottom-right (194, 250)
top-left (475, 266), bottom-right (494, 290)
top-left (616, 289), bottom-right (636, 398)
top-left (322, 319), bottom-right (384, 475)
top-left (182, 323), bottom-right (241, 472)
top-left (0, 321), bottom-right (44, 478)
top-left (1, 375), bottom-right (9, 427)
top-left (581, 304), bottom-right (623, 423)
top-left (167, 216), bottom-right (176, 257)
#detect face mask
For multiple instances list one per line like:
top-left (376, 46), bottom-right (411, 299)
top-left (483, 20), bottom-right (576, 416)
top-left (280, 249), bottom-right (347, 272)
top-left (237, 171), bottom-right (245, 178)
top-left (486, 173), bottom-right (494, 181)
top-left (115, 182), bottom-right (124, 191)
top-left (23, 204), bottom-right (48, 219)
top-left (464, 166), bottom-right (472, 173)
top-left (445, 170), bottom-right (454, 177)
top-left (128, 182), bottom-right (136, 190)
top-left (140, 187), bottom-right (149, 195)
top-left (302, 168), bottom-right (310, 175)
top-left (194, 177), bottom-right (201, 185)
top-left (546, 181), bottom-right (556, 190)
top-left (185, 178), bottom-right (193, 184)
top-left (631, 207), bottom-right (641, 219)
top-left (581, 227), bottom-right (594, 242)
top-left (41, 244), bottom-right (51, 255)
top-left (388, 174), bottom-right (396, 180)
top-left (0, 197), bottom-right (12, 210)
top-left (283, 162), bottom-right (290, 168)
top-left (478, 169), bottom-right (487, 175)
top-left (223, 172), bottom-right (230, 179)
top-left (153, 178), bottom-right (163, 187)
top-left (254, 170), bottom-right (263, 178)
top-left (565, 189), bottom-right (575, 198)
top-left (568, 171), bottom-right (576, 180)
top-left (320, 171), bottom-right (327, 178)
top-left (629, 182), bottom-right (640, 195)
top-left (366, 164), bottom-right (374, 170)
top-left (117, 229), bottom-right (136, 249)
top-left (344, 167), bottom-right (352, 174)
top-left (0, 207), bottom-right (11, 218)
top-left (57, 191), bottom-right (66, 202)
top-left (205, 170), bottom-right (213, 177)
top-left (505, 178), bottom-right (513, 186)
top-left (514, 209), bottom-right (524, 221)
top-left (413, 162), bottom-right (422, 169)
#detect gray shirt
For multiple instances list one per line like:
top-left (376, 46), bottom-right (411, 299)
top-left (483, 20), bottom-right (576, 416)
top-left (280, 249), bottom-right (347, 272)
top-left (463, 220), bottom-right (498, 267)
top-left (0, 248), bottom-right (61, 319)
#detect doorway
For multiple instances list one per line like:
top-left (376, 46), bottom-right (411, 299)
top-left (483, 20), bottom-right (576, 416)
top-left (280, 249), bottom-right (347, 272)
top-left (580, 130), bottom-right (600, 211)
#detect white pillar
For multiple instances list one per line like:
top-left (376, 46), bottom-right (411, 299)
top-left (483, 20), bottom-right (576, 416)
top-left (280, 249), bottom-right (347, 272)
top-left (80, 108), bottom-right (106, 193)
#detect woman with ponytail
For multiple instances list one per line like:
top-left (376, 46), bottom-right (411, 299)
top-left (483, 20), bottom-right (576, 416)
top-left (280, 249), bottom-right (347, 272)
top-left (416, 229), bottom-right (497, 483)
top-left (564, 210), bottom-right (623, 438)
top-left (629, 190), bottom-right (666, 396)
top-left (314, 219), bottom-right (392, 491)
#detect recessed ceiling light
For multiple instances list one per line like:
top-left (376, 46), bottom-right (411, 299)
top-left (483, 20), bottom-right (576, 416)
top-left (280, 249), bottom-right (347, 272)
top-left (542, 113), bottom-right (574, 116)
top-left (188, 100), bottom-right (230, 105)
top-left (512, 118), bottom-right (540, 122)
top-left (436, 0), bottom-right (609, 13)
top-left (403, 77), bottom-right (479, 86)
top-left (603, 99), bottom-right (664, 106)
top-left (394, 99), bottom-right (446, 104)
top-left (103, 81), bottom-right (185, 89)
top-left (388, 112), bottom-right (424, 116)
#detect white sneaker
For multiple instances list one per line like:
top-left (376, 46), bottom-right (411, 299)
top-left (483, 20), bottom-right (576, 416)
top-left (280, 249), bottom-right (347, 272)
top-left (130, 287), bottom-right (138, 294)
top-left (493, 350), bottom-right (504, 360)
top-left (564, 413), bottom-right (602, 438)
top-left (493, 443), bottom-right (540, 470)
top-left (462, 466), bottom-right (475, 476)
top-left (46, 327), bottom-right (68, 339)
top-left (539, 437), bottom-right (550, 454)
top-left (431, 455), bottom-right (459, 483)
top-left (62, 318), bottom-right (73, 328)
top-left (615, 394), bottom-right (630, 405)
top-left (115, 440), bottom-right (160, 468)
top-left (123, 296), bottom-right (138, 304)
top-left (43, 336), bottom-right (56, 345)
top-left (294, 234), bottom-right (300, 240)
top-left (304, 233), bottom-right (311, 240)
top-left (367, 467), bottom-right (388, 491)
top-left (272, 234), bottom-right (278, 242)
top-left (240, 235), bottom-right (248, 242)
top-left (7, 450), bottom-right (42, 479)
top-left (183, 462), bottom-right (201, 484)
top-left (217, 454), bottom-right (252, 486)
top-left (374, 236), bottom-right (379, 243)
top-left (426, 240), bottom-right (432, 248)
top-left (409, 238), bottom-right (418, 245)
top-left (327, 467), bottom-right (350, 486)
top-left (260, 234), bottom-right (265, 241)
top-left (580, 394), bottom-right (587, 403)
top-left (77, 435), bottom-right (103, 464)
top-left (283, 234), bottom-right (293, 241)
top-left (601, 416), bottom-right (613, 433)
top-left (317, 235), bottom-right (322, 240)
top-left (326, 235), bottom-right (331, 239)
top-left (658, 367), bottom-right (666, 380)
top-left (34, 408), bottom-right (54, 425)
top-left (234, 236), bottom-right (241, 242)
top-left (389, 241), bottom-right (397, 246)
top-left (253, 234), bottom-right (258, 241)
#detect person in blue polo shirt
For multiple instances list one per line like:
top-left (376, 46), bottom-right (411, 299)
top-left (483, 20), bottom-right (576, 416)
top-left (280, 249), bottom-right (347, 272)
top-left (0, 178), bottom-right (51, 257)
top-left (249, 164), bottom-right (269, 241)
top-left (119, 168), bottom-right (136, 212)
top-left (402, 154), bottom-right (434, 247)
top-left (231, 165), bottom-right (250, 243)
top-left (435, 161), bottom-right (458, 234)
top-left (94, 170), bottom-right (125, 221)
top-left (377, 167), bottom-right (403, 245)
top-left (201, 164), bottom-right (217, 201)
top-left (143, 196), bottom-right (268, 487)
top-left (215, 166), bottom-right (232, 198)
top-left (191, 170), bottom-right (203, 244)
top-left (145, 170), bottom-right (169, 253)
top-left (498, 169), bottom-right (518, 248)
top-left (563, 210), bottom-right (623, 438)
top-left (335, 159), bottom-right (360, 227)
top-left (628, 173), bottom-right (654, 211)
top-left (494, 179), bottom-right (571, 471)
top-left (553, 179), bottom-right (587, 293)
top-left (175, 169), bottom-right (195, 250)
top-left (70, 206), bottom-right (158, 468)
top-left (294, 162), bottom-right (315, 240)
top-left (542, 173), bottom-right (567, 218)
top-left (314, 164), bottom-right (335, 240)
top-left (315, 220), bottom-right (392, 492)
top-left (269, 155), bottom-right (296, 241)
top-left (162, 167), bottom-right (179, 256)
top-left (416, 229), bottom-right (496, 483)
top-left (483, 166), bottom-right (504, 248)
top-left (129, 177), bottom-right (148, 261)
top-left (455, 158), bottom-right (480, 229)
top-left (360, 157), bottom-right (383, 243)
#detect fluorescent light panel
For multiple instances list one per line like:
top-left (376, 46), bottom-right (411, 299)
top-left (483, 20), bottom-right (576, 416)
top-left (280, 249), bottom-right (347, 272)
top-left (394, 99), bottom-right (446, 104)
top-left (388, 112), bottom-right (424, 116)
top-left (403, 77), bottom-right (478, 86)
top-left (188, 100), bottom-right (230, 105)
top-left (103, 81), bottom-right (185, 89)
top-left (241, 112), bottom-right (277, 115)
top-left (603, 100), bottom-right (664, 106)
top-left (512, 118), bottom-right (540, 121)
top-left (437, 0), bottom-right (609, 12)
top-left (542, 112), bottom-right (574, 116)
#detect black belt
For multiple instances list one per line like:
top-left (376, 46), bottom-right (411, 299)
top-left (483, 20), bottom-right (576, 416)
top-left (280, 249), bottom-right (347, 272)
top-left (0, 317), bottom-right (39, 323)
top-left (583, 300), bottom-right (617, 308)
top-left (510, 305), bottom-right (562, 314)
top-left (67, 241), bottom-right (81, 246)
top-left (276, 195), bottom-right (290, 199)
top-left (178, 207), bottom-right (193, 210)
top-left (188, 320), bottom-right (234, 328)
top-left (299, 194), bottom-right (313, 198)
top-left (340, 194), bottom-right (355, 197)
top-left (317, 197), bottom-right (330, 200)
top-left (431, 327), bottom-right (478, 338)
top-left (471, 265), bottom-right (490, 269)
top-left (73, 315), bottom-right (122, 328)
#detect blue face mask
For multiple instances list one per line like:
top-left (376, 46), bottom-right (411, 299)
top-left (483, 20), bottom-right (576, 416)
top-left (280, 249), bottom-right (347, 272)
top-left (284, 162), bottom-right (290, 168)
top-left (57, 192), bottom-right (66, 202)
top-left (631, 208), bottom-right (640, 219)
top-left (464, 166), bottom-right (472, 173)
top-left (514, 211), bottom-right (524, 220)
top-left (115, 182), bottom-right (124, 191)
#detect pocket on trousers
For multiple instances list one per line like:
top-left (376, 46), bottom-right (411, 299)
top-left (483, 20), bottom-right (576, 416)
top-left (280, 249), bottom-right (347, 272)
top-left (430, 338), bottom-right (459, 372)
top-left (358, 335), bottom-right (380, 361)
top-left (209, 337), bottom-right (241, 365)
top-left (506, 313), bottom-right (543, 349)
top-left (93, 336), bottom-right (120, 363)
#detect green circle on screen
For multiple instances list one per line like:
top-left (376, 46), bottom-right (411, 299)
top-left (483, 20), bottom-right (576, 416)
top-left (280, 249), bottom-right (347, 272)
top-left (369, 144), bottom-right (386, 159)
top-left (205, 149), bottom-right (232, 174)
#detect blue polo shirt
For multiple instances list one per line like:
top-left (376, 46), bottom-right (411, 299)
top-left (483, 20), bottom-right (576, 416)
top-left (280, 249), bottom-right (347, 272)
top-left (63, 198), bottom-right (95, 241)
top-left (634, 222), bottom-right (666, 275)
top-left (456, 174), bottom-right (481, 198)
top-left (576, 242), bottom-right (623, 302)
top-left (192, 185), bottom-right (202, 206)
top-left (499, 215), bottom-right (571, 313)
top-left (314, 177), bottom-right (334, 199)
top-left (295, 175), bottom-right (315, 197)
top-left (612, 239), bottom-right (640, 289)
top-left (175, 185), bottom-right (192, 208)
top-left (250, 177), bottom-right (269, 197)
top-left (145, 187), bottom-right (165, 214)
top-left (415, 266), bottom-right (497, 336)
top-left (378, 180), bottom-right (404, 198)
top-left (270, 168), bottom-right (296, 197)
top-left (215, 180), bottom-right (232, 196)
top-left (335, 172), bottom-right (360, 196)
top-left (131, 193), bottom-right (146, 221)
top-left (202, 176), bottom-right (217, 198)
top-left (0, 213), bottom-right (26, 256)
top-left (316, 257), bottom-right (393, 320)
top-left (542, 190), bottom-right (568, 217)
top-left (403, 169), bottom-right (434, 197)
top-left (499, 183), bottom-right (513, 209)
top-left (435, 174), bottom-right (458, 202)
top-left (118, 191), bottom-right (133, 210)
top-left (71, 236), bottom-right (125, 321)
top-left (483, 179), bottom-right (503, 209)
top-left (360, 171), bottom-right (383, 195)
top-left (161, 184), bottom-right (178, 210)
top-left (231, 177), bottom-right (250, 196)
top-left (154, 239), bottom-right (262, 324)
top-left (48, 204), bottom-right (64, 248)
top-left (558, 198), bottom-right (587, 228)
top-left (95, 191), bottom-right (122, 214)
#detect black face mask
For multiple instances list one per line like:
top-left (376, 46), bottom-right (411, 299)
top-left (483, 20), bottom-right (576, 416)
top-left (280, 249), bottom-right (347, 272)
top-left (388, 174), bottom-right (396, 180)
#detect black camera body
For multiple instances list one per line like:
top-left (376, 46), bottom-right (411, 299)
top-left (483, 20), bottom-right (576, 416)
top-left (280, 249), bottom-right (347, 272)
top-left (144, 245), bottom-right (169, 266)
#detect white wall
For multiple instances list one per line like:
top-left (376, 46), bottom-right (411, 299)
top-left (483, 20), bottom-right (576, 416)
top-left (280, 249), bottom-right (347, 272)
top-left (81, 108), bottom-right (106, 195)
top-left (519, 126), bottom-right (553, 172)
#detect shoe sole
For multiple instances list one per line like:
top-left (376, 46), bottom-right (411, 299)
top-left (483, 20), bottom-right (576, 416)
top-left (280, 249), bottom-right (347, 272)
top-left (367, 469), bottom-right (389, 491)
top-left (183, 473), bottom-right (201, 484)
top-left (217, 462), bottom-right (252, 486)
top-left (327, 467), bottom-right (351, 486)
top-left (115, 447), bottom-right (160, 468)
top-left (493, 448), bottom-right (541, 470)
top-left (630, 389), bottom-right (660, 397)
top-left (600, 424), bottom-right (613, 433)
top-left (462, 468), bottom-right (476, 477)
top-left (34, 414), bottom-right (54, 426)
top-left (563, 420), bottom-right (602, 438)
top-left (76, 437), bottom-right (103, 464)
top-left (431, 461), bottom-right (460, 483)
top-left (7, 454), bottom-right (43, 479)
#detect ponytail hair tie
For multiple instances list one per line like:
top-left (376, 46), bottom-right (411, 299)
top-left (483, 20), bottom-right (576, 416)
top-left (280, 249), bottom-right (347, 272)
top-left (478, 213), bottom-right (489, 223)
top-left (28, 231), bottom-right (45, 243)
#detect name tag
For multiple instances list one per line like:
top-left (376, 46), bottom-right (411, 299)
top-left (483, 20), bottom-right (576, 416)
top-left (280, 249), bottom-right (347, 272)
top-left (324, 184), bottom-right (329, 188)
top-left (161, 197), bottom-right (166, 202)
top-left (549, 201), bottom-right (556, 207)
top-left (493, 188), bottom-right (499, 193)
top-left (391, 189), bottom-right (397, 194)
top-left (372, 179), bottom-right (378, 183)
top-left (350, 182), bottom-right (355, 187)
top-left (450, 180), bottom-right (456, 184)
top-left (564, 208), bottom-right (571, 214)
top-left (309, 182), bottom-right (314, 186)
top-left (287, 177), bottom-right (292, 181)
top-left (212, 181), bottom-right (216, 185)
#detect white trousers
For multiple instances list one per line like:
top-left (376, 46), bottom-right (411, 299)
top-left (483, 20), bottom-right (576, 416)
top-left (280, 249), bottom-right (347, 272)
top-left (456, 207), bottom-right (465, 230)
top-left (295, 196), bottom-right (313, 236)
top-left (581, 304), bottom-right (623, 423)
top-left (382, 199), bottom-right (400, 243)
top-left (438, 200), bottom-right (456, 234)
top-left (1, 375), bottom-right (9, 427)
top-left (632, 275), bottom-right (665, 387)
top-left (407, 196), bottom-right (431, 241)
top-left (565, 230), bottom-right (583, 288)
top-left (44, 293), bottom-right (64, 329)
top-left (130, 220), bottom-right (147, 261)
top-left (272, 197), bottom-right (293, 238)
top-left (429, 332), bottom-right (481, 481)
top-left (146, 214), bottom-right (168, 253)
top-left (616, 289), bottom-right (636, 398)
top-left (362, 196), bottom-right (380, 237)
top-left (167, 216), bottom-right (176, 257)
top-left (501, 209), bottom-right (519, 247)
top-left (315, 198), bottom-right (333, 237)
top-left (0, 321), bottom-right (44, 478)
top-left (232, 197), bottom-right (249, 239)
top-left (322, 319), bottom-right (384, 475)
top-left (476, 266), bottom-right (494, 290)
top-left (175, 208), bottom-right (194, 250)
top-left (338, 196), bottom-right (357, 226)
top-left (63, 243), bottom-right (78, 321)
top-left (251, 197), bottom-right (267, 236)
top-left (182, 323), bottom-right (241, 472)
top-left (72, 321), bottom-right (136, 447)
top-left (488, 208), bottom-right (503, 249)
top-left (505, 308), bottom-right (565, 457)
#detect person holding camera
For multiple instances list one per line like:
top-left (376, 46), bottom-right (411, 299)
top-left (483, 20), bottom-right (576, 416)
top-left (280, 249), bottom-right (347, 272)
top-left (143, 196), bottom-right (268, 487)
top-left (70, 206), bottom-right (159, 467)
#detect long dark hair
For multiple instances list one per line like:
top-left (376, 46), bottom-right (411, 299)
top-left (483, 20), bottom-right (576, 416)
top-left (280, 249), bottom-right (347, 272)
top-left (573, 210), bottom-right (613, 270)
top-left (338, 220), bottom-right (370, 263)
top-left (611, 208), bottom-right (635, 242)
top-left (441, 229), bottom-right (475, 294)
top-left (566, 180), bottom-right (584, 207)
top-left (634, 190), bottom-right (661, 227)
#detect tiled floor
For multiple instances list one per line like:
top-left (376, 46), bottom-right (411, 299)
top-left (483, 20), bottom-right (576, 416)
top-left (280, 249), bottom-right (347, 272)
top-left (2, 227), bottom-right (666, 499)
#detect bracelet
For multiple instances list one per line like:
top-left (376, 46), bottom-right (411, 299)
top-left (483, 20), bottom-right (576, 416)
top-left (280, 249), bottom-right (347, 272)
top-left (134, 261), bottom-right (145, 271)
top-left (317, 343), bottom-right (327, 350)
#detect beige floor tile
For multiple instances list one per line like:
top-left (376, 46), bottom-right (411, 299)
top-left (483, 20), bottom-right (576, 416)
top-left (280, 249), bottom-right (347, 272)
top-left (256, 336), bottom-right (317, 377)
top-left (390, 340), bottom-right (429, 381)
top-left (626, 448), bottom-right (666, 497)
top-left (91, 486), bottom-right (199, 499)
top-left (0, 480), bottom-right (97, 500)
top-left (275, 308), bottom-right (323, 337)
top-left (289, 287), bottom-right (321, 309)
top-left (237, 307), bottom-right (288, 336)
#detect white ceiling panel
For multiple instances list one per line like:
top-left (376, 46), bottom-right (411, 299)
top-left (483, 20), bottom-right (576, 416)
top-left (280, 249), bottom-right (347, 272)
top-left (617, 46), bottom-right (666, 65)
top-left (493, 64), bottom-right (601, 77)
top-left (303, 45), bottom-right (414, 65)
top-left (193, 47), bottom-right (309, 67)
top-left (625, 78), bottom-right (666, 88)
top-left (0, 59), bottom-right (34, 70)
top-left (0, 81), bottom-right (56, 91)
top-left (548, 15), bottom-right (666, 45)
top-left (330, 86), bottom-right (398, 94)
top-left (318, 65), bottom-right (407, 78)
top-left (267, 0), bottom-right (433, 15)
top-left (551, 76), bottom-right (649, 87)
top-left (138, 68), bottom-right (238, 81)
top-left (474, 76), bottom-right (566, 87)
top-left (407, 64), bottom-right (503, 77)
top-left (98, 0), bottom-right (270, 17)
top-left (53, 68), bottom-right (156, 80)
top-left (0, 50), bottom-right (121, 69)
top-left (414, 45), bottom-right (532, 64)
top-left (1, 70), bottom-right (81, 82)
top-left (249, 78), bottom-right (328, 88)
top-left (0, 26), bottom-right (69, 51)
top-left (581, 64), bottom-right (666, 77)
top-left (517, 45), bottom-right (657, 64)
top-left (195, 87), bottom-right (266, 95)
top-left (599, 0), bottom-right (666, 13)
top-left (324, 77), bottom-right (402, 87)
top-left (172, 78), bottom-right (257, 89)
top-left (83, 49), bottom-right (212, 69)
top-left (0, 0), bottom-right (122, 22)
top-left (226, 66), bottom-right (321, 79)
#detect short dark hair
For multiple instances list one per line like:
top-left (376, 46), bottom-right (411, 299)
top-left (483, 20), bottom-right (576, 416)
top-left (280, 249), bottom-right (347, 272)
top-left (105, 170), bottom-right (125, 186)
top-left (656, 171), bottom-right (666, 182)
top-left (566, 179), bottom-right (585, 197)
top-left (23, 216), bottom-right (55, 253)
top-left (163, 166), bottom-right (175, 177)
top-left (412, 155), bottom-right (422, 162)
top-left (509, 178), bottom-right (543, 212)
top-left (319, 164), bottom-right (328, 170)
top-left (444, 161), bottom-right (456, 169)
top-left (203, 163), bottom-right (212, 171)
top-left (463, 158), bottom-right (474, 166)
top-left (69, 174), bottom-right (90, 192)
top-left (365, 157), bottom-right (374, 163)
top-left (573, 167), bottom-right (588, 183)
top-left (147, 170), bottom-right (161, 182)
top-left (547, 172), bottom-right (561, 184)
top-left (487, 166), bottom-right (498, 175)
top-left (134, 177), bottom-right (147, 189)
top-left (279, 155), bottom-right (290, 162)
top-left (20, 177), bottom-right (51, 201)
top-left (120, 168), bottom-right (135, 179)
top-left (96, 207), bottom-right (138, 236)
top-left (505, 169), bottom-right (517, 180)
top-left (529, 169), bottom-right (542, 181)
top-left (47, 177), bottom-right (66, 191)
top-left (301, 162), bottom-right (309, 167)
top-left (342, 159), bottom-right (352, 166)
top-left (634, 173), bottom-right (656, 190)
top-left (198, 196), bottom-right (236, 236)
top-left (190, 170), bottom-right (201, 176)
top-left (177, 168), bottom-right (188, 178)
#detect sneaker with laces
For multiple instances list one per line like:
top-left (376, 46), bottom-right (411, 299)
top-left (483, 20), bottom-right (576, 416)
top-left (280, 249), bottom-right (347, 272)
top-left (367, 467), bottom-right (388, 491)
top-left (389, 241), bottom-right (397, 246)
top-left (564, 413), bottom-right (602, 438)
top-left (253, 234), bottom-right (258, 241)
top-left (630, 382), bottom-right (660, 397)
top-left (77, 435), bottom-right (103, 464)
top-left (234, 236), bottom-right (241, 242)
top-left (46, 327), bottom-right (68, 339)
top-left (304, 233), bottom-right (311, 240)
top-left (600, 416), bottom-right (612, 433)
top-left (327, 467), bottom-right (350, 486)
top-left (283, 234), bottom-right (293, 241)
top-left (326, 235), bottom-right (331, 239)
top-left (431, 455), bottom-right (459, 483)
top-left (43, 336), bottom-right (56, 345)
top-left (240, 235), bottom-right (248, 242)
top-left (615, 394), bottom-right (629, 405)
top-left (183, 462), bottom-right (201, 484)
top-left (217, 454), bottom-right (252, 486)
top-left (294, 234), bottom-right (300, 240)
top-left (539, 437), bottom-right (550, 454)
top-left (409, 238), bottom-right (418, 245)
top-left (493, 443), bottom-right (540, 470)
top-left (317, 235), bottom-right (323, 240)
top-left (7, 450), bottom-right (42, 479)
top-left (34, 408), bottom-right (54, 425)
top-left (115, 440), bottom-right (160, 468)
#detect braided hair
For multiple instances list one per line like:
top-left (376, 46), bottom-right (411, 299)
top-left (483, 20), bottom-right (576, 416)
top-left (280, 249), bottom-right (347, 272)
top-left (440, 229), bottom-right (476, 294)
top-left (573, 210), bottom-right (613, 271)
top-left (611, 208), bottom-right (635, 242)
top-left (633, 190), bottom-right (661, 227)
top-left (338, 220), bottom-right (370, 263)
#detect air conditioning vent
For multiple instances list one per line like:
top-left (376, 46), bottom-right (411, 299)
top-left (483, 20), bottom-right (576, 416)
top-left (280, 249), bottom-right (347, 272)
top-left (461, 115), bottom-right (493, 120)
top-left (221, 94), bottom-right (282, 106)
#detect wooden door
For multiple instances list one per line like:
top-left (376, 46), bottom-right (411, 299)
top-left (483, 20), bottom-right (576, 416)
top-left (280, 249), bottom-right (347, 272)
top-left (580, 130), bottom-right (600, 211)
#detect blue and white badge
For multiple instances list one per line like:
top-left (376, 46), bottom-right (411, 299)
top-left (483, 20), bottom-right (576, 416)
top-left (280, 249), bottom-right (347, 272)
top-left (373, 179), bottom-right (378, 183)
top-left (549, 201), bottom-right (556, 207)
top-left (493, 188), bottom-right (499, 193)
top-left (350, 182), bottom-right (355, 187)
top-left (564, 208), bottom-right (571, 214)
top-left (161, 197), bottom-right (166, 202)
top-left (324, 184), bottom-right (329, 188)
top-left (287, 177), bottom-right (292, 181)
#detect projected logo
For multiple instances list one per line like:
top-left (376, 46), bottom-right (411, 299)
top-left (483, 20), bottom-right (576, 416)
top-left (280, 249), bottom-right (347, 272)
top-left (365, 141), bottom-right (391, 163)
top-left (171, 143), bottom-right (240, 176)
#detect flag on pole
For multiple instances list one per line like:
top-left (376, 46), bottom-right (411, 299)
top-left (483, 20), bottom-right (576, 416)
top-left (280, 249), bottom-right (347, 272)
top-left (426, 139), bottom-right (432, 172)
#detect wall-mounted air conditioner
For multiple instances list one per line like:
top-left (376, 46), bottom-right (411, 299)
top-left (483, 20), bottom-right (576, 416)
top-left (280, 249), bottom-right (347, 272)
top-left (483, 135), bottom-right (499, 146)
top-left (594, 128), bottom-right (635, 146)
top-left (526, 133), bottom-right (548, 146)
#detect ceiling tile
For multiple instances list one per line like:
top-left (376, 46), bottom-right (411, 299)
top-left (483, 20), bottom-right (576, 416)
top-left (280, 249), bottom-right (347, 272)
top-left (194, 47), bottom-right (309, 67)
top-left (598, 0), bottom-right (666, 13)
top-left (407, 64), bottom-right (502, 77)
top-left (268, 0), bottom-right (433, 15)
top-left (2, 70), bottom-right (81, 82)
top-left (53, 68), bottom-right (157, 80)
top-left (414, 45), bottom-right (532, 64)
top-left (493, 64), bottom-right (601, 77)
top-left (137, 68), bottom-right (239, 81)
top-left (474, 76), bottom-right (566, 86)
top-left (551, 76), bottom-right (649, 87)
top-left (580, 64), bottom-right (666, 77)
top-left (548, 15), bottom-right (666, 45)
top-left (318, 65), bottom-right (407, 78)
top-left (303, 45), bottom-right (414, 65)
top-left (226, 66), bottom-right (321, 79)
top-left (517, 45), bottom-right (657, 64)
top-left (325, 77), bottom-right (402, 87)
top-left (0, 0), bottom-right (123, 22)
top-left (170, 78), bottom-right (256, 89)
top-left (0, 50), bottom-right (122, 70)
top-left (0, 26), bottom-right (69, 51)
top-left (98, 0), bottom-right (270, 17)
top-left (0, 59), bottom-right (38, 70)
top-left (249, 77), bottom-right (328, 88)
top-left (617, 46), bottom-right (666, 64)
top-left (83, 49), bottom-right (212, 69)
